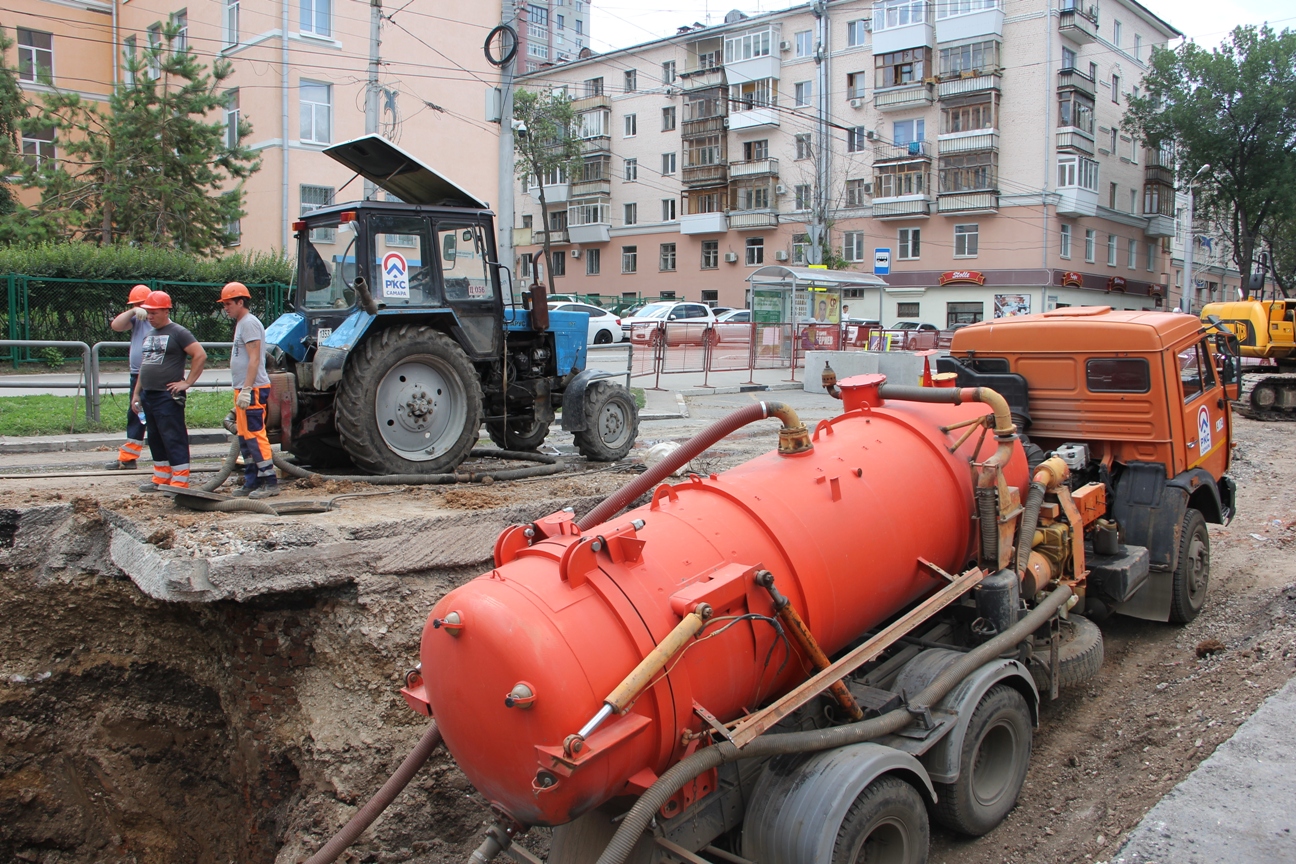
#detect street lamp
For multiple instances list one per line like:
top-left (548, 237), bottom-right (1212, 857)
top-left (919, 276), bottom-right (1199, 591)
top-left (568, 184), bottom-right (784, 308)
top-left (1182, 163), bottom-right (1211, 315)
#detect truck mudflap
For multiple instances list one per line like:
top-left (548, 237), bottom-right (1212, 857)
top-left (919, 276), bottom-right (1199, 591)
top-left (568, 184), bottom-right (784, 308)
top-left (314, 309), bottom-right (376, 390)
top-left (559, 369), bottom-right (621, 432)
top-left (742, 743), bottom-right (936, 864)
top-left (266, 313), bottom-right (309, 362)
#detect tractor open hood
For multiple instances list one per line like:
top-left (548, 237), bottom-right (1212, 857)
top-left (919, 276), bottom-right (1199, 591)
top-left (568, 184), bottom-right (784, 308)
top-left (323, 135), bottom-right (489, 210)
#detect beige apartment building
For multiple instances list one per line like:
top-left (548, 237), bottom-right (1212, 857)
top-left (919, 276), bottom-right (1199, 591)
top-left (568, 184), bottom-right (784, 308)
top-left (514, 0), bottom-right (1182, 327)
top-left (5, 0), bottom-right (505, 254)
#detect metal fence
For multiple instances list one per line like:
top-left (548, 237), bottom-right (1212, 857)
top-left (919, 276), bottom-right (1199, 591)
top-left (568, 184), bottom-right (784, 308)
top-left (1, 275), bottom-right (290, 368)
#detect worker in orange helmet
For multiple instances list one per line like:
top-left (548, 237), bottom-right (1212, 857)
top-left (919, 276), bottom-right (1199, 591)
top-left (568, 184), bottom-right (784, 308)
top-left (104, 284), bottom-right (152, 470)
top-left (219, 282), bottom-right (278, 498)
top-left (130, 291), bottom-right (206, 491)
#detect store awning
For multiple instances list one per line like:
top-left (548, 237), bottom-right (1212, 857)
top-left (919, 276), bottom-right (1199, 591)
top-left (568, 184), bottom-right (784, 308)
top-left (746, 266), bottom-right (888, 290)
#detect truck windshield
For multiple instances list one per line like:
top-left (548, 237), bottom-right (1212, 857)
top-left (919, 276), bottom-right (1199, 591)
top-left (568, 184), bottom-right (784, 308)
top-left (435, 223), bottom-right (495, 301)
top-left (300, 220), bottom-right (357, 310)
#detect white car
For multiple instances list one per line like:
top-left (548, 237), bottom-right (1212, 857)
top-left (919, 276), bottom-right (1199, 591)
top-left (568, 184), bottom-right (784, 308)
top-left (621, 301), bottom-right (718, 346)
top-left (549, 302), bottom-right (624, 344)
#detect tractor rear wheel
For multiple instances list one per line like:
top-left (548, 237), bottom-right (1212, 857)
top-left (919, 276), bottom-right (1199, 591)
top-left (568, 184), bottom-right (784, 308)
top-left (486, 417), bottom-right (550, 451)
top-left (574, 381), bottom-right (638, 462)
top-left (335, 326), bottom-right (482, 475)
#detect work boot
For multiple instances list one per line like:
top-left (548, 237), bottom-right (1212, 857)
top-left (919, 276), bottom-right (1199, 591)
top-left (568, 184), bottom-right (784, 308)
top-left (248, 482), bottom-right (280, 500)
top-left (104, 459), bottom-right (137, 471)
top-left (231, 485), bottom-right (256, 498)
top-left (138, 482), bottom-right (163, 493)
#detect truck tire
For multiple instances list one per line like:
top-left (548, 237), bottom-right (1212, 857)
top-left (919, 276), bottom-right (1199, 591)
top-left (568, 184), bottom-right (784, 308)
top-left (574, 381), bottom-right (639, 462)
top-left (1169, 508), bottom-right (1210, 623)
top-left (486, 418), bottom-right (550, 451)
top-left (1056, 614), bottom-right (1104, 689)
top-left (831, 776), bottom-right (930, 864)
top-left (335, 326), bottom-right (483, 474)
top-left (932, 685), bottom-right (1031, 836)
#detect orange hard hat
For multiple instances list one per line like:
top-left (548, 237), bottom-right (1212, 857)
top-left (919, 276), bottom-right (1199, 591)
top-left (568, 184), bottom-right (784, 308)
top-left (218, 281), bottom-right (252, 303)
top-left (128, 284), bottom-right (150, 305)
top-left (141, 290), bottom-right (172, 310)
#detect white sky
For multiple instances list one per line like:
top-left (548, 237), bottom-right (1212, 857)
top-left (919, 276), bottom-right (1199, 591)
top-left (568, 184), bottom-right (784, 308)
top-left (589, 0), bottom-right (1296, 54)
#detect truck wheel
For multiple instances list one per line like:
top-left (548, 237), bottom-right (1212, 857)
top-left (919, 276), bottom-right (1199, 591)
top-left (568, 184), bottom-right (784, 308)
top-left (549, 807), bottom-right (655, 864)
top-left (831, 776), bottom-right (930, 864)
top-left (486, 418), bottom-right (549, 451)
top-left (1056, 614), bottom-right (1104, 689)
top-left (1169, 508), bottom-right (1210, 623)
top-left (932, 685), bottom-right (1031, 836)
top-left (574, 382), bottom-right (639, 462)
top-left (335, 326), bottom-right (483, 474)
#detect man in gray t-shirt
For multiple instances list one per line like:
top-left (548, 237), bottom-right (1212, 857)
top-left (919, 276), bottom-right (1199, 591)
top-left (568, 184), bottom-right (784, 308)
top-left (130, 291), bottom-right (206, 491)
top-left (220, 282), bottom-right (279, 498)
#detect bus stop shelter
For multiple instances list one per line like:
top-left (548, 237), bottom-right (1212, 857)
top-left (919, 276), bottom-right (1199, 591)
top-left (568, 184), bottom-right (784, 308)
top-left (746, 266), bottom-right (889, 327)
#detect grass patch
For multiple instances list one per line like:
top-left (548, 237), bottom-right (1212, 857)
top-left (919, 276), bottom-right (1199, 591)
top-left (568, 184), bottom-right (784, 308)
top-left (0, 390), bottom-right (233, 437)
top-left (632, 387), bottom-right (646, 409)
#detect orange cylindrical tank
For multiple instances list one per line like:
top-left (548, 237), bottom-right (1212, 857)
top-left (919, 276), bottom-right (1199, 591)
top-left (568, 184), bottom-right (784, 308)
top-left (416, 395), bottom-right (1028, 826)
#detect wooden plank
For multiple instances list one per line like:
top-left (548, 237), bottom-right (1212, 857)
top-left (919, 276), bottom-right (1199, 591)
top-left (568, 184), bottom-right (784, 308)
top-left (726, 567), bottom-right (985, 749)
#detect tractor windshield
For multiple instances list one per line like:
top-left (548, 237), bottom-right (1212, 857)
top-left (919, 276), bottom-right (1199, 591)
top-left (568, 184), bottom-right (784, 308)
top-left (299, 219), bottom-right (357, 310)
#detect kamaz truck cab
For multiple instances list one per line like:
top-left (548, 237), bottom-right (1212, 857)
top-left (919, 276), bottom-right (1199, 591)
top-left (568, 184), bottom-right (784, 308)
top-left (264, 136), bottom-right (638, 474)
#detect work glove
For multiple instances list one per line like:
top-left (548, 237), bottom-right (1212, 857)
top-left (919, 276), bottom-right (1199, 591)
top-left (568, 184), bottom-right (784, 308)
top-left (132, 306), bottom-right (148, 319)
top-left (236, 389), bottom-right (252, 409)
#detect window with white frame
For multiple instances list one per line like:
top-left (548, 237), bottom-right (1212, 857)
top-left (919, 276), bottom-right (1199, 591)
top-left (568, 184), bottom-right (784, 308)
top-left (874, 0), bottom-right (928, 31)
top-left (17, 29), bottom-right (53, 83)
top-left (224, 0), bottom-right (240, 48)
top-left (171, 10), bottom-right (189, 52)
top-left (586, 248), bottom-right (601, 275)
top-left (744, 140), bottom-right (769, 160)
top-left (746, 237), bottom-right (764, 265)
top-left (894, 118), bottom-right (925, 147)
top-left (847, 19), bottom-right (869, 47)
top-left (1060, 223), bottom-right (1072, 259)
top-left (1134, 34), bottom-right (1142, 62)
top-left (943, 97), bottom-right (996, 133)
top-left (724, 28), bottom-right (773, 63)
top-left (624, 69), bottom-right (637, 92)
top-left (662, 106), bottom-right (676, 131)
top-left (147, 24), bottom-right (162, 80)
top-left (938, 40), bottom-right (998, 77)
top-left (660, 243), bottom-right (676, 271)
top-left (954, 223), bottom-right (979, 257)
top-left (301, 185), bottom-right (335, 242)
top-left (580, 110), bottom-right (608, 138)
top-left (935, 0), bottom-right (999, 19)
top-left (624, 202), bottom-right (637, 225)
top-left (794, 184), bottom-right (811, 210)
top-left (846, 178), bottom-right (869, 206)
top-left (1107, 233), bottom-right (1118, 265)
top-left (1146, 241), bottom-right (1155, 271)
top-left (1085, 228), bottom-right (1096, 262)
top-left (662, 60), bottom-right (676, 84)
top-left (584, 77), bottom-right (603, 96)
top-left (736, 185), bottom-right (770, 210)
top-left (796, 133), bottom-right (813, 159)
top-left (1111, 74), bottom-right (1120, 103)
top-left (21, 126), bottom-right (55, 167)
top-left (300, 81), bottom-right (332, 143)
top-left (1128, 238), bottom-right (1138, 269)
top-left (550, 250), bottom-right (566, 277)
top-left (224, 89), bottom-right (240, 148)
top-left (847, 127), bottom-right (869, 152)
top-left (730, 78), bottom-right (775, 110)
top-left (622, 246), bottom-right (637, 273)
top-left (302, 0), bottom-right (331, 37)
top-left (1129, 188), bottom-right (1137, 213)
top-left (844, 232), bottom-right (865, 262)
top-left (1057, 154), bottom-right (1099, 190)
top-left (701, 241), bottom-right (718, 269)
top-left (624, 113), bottom-right (637, 137)
top-left (1058, 91), bottom-right (1094, 134)
top-left (875, 162), bottom-right (927, 197)
top-left (795, 30), bottom-right (813, 57)
top-left (624, 158), bottom-right (638, 181)
top-left (123, 36), bottom-right (137, 86)
top-left (662, 198), bottom-right (676, 221)
top-left (793, 233), bottom-right (810, 264)
top-left (1113, 20), bottom-right (1122, 48)
top-left (847, 72), bottom-right (867, 99)
top-left (795, 80), bottom-right (813, 106)
top-left (899, 227), bottom-right (920, 259)
top-left (662, 152), bottom-right (676, 175)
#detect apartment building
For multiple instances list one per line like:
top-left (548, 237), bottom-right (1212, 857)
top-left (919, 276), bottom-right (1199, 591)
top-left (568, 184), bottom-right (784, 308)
top-left (514, 0), bottom-right (1182, 326)
top-left (5, 0), bottom-right (504, 254)
top-left (517, 0), bottom-right (593, 71)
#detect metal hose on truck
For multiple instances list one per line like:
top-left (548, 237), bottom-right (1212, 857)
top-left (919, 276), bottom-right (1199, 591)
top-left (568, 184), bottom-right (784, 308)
top-left (593, 584), bottom-right (1075, 864)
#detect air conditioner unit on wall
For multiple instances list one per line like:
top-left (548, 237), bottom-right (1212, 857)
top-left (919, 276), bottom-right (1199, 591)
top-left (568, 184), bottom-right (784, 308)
top-left (570, 248), bottom-right (581, 259)
top-left (866, 130), bottom-right (876, 140)
top-left (849, 98), bottom-right (864, 109)
top-left (724, 251), bottom-right (739, 263)
top-left (775, 184), bottom-right (787, 195)
top-left (779, 40), bottom-right (792, 52)
top-left (775, 250), bottom-right (789, 261)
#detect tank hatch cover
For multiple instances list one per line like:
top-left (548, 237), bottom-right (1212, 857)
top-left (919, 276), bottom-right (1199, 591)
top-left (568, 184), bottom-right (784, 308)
top-left (323, 135), bottom-right (489, 210)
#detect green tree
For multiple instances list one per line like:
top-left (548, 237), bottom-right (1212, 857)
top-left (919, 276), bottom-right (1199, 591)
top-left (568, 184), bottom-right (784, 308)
top-left (1, 23), bottom-right (260, 253)
top-left (513, 88), bottom-right (582, 288)
top-left (1125, 25), bottom-right (1296, 283)
top-left (0, 28), bottom-right (31, 224)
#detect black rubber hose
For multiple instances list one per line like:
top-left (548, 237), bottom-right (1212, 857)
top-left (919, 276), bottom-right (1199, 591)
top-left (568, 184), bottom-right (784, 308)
top-left (594, 585), bottom-right (1074, 864)
top-left (304, 721), bottom-right (443, 864)
top-left (270, 448), bottom-right (565, 486)
top-left (1015, 481), bottom-right (1047, 578)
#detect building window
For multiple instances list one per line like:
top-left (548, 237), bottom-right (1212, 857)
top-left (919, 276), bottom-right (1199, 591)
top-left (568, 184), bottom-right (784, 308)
top-left (795, 30), bottom-right (813, 57)
top-left (300, 81), bottom-right (332, 143)
top-left (224, 0), bottom-right (240, 48)
top-left (225, 195), bottom-right (241, 246)
top-left (691, 191), bottom-right (722, 214)
top-left (843, 232), bottom-right (865, 262)
top-left (146, 24), bottom-right (163, 79)
top-left (1085, 229), bottom-right (1096, 263)
top-left (624, 69), bottom-right (637, 92)
top-left (937, 40), bottom-right (998, 77)
top-left (300, 185), bottom-right (336, 242)
top-left (551, 250), bottom-right (566, 278)
top-left (662, 106), bottom-right (676, 131)
top-left (1128, 238), bottom-right (1138, 269)
top-left (796, 133), bottom-right (813, 159)
top-left (724, 28), bottom-right (773, 63)
top-left (846, 178), bottom-right (869, 206)
top-left (1134, 34), bottom-right (1143, 62)
top-left (893, 118), bottom-right (924, 146)
top-left (123, 36), bottom-right (137, 86)
top-left (899, 227), bottom-right (920, 259)
top-left (875, 48), bottom-right (929, 89)
top-left (17, 29), bottom-right (54, 83)
top-left (1113, 19), bottom-right (1122, 48)
top-left (1147, 242), bottom-right (1155, 272)
top-left (731, 78), bottom-right (776, 110)
top-left (171, 10), bottom-right (189, 52)
top-left (557, 14), bottom-right (565, 30)
top-left (794, 81), bottom-right (813, 106)
top-left (954, 224), bottom-right (979, 258)
top-left (623, 202), bottom-right (637, 225)
top-left (939, 152), bottom-right (996, 193)
top-left (662, 60), bottom-right (676, 84)
top-left (847, 127), bottom-right (869, 152)
top-left (624, 159), bottom-right (638, 182)
top-left (684, 135), bottom-right (721, 170)
top-left (1062, 46), bottom-right (1076, 70)
top-left (1058, 92), bottom-right (1095, 134)
top-left (736, 185), bottom-right (770, 210)
top-left (947, 302), bottom-right (984, 327)
top-left (624, 113), bottom-right (637, 137)
top-left (945, 98), bottom-right (997, 133)
top-left (793, 233), bottom-right (810, 264)
top-left (584, 76), bottom-right (603, 96)
top-left (20, 126), bottom-right (55, 167)
top-left (302, 0), bottom-right (331, 37)
top-left (847, 19), bottom-right (869, 47)
top-left (1060, 223), bottom-right (1072, 259)
top-left (1109, 181), bottom-right (1118, 209)
top-left (1107, 233), bottom-right (1118, 266)
top-left (1111, 74), bottom-right (1120, 102)
top-left (1057, 155), bottom-right (1099, 190)
top-left (701, 241), bottom-right (719, 269)
top-left (586, 248), bottom-right (601, 275)
top-left (894, 302), bottom-right (919, 320)
top-left (744, 139), bottom-right (769, 161)
top-left (662, 198), bottom-right (676, 221)
top-left (875, 163), bottom-right (927, 197)
top-left (662, 152), bottom-right (676, 175)
top-left (746, 237), bottom-right (764, 265)
top-left (660, 243), bottom-right (677, 271)
top-left (223, 89), bottom-right (240, 148)
top-left (847, 72), bottom-right (867, 99)
top-left (622, 246), bottom-right (637, 273)
top-left (794, 184), bottom-right (811, 210)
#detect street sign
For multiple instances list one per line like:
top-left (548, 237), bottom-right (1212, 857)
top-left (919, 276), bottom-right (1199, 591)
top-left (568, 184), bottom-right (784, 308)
top-left (874, 248), bottom-right (891, 276)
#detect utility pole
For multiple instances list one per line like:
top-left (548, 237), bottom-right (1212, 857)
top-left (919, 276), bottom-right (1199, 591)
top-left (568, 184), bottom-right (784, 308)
top-left (497, 19), bottom-right (518, 304)
top-left (809, 0), bottom-right (829, 265)
top-left (364, 0), bottom-right (383, 201)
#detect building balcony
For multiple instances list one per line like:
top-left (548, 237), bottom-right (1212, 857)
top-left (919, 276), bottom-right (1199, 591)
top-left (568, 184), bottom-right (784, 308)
top-left (728, 209), bottom-right (778, 229)
top-left (728, 106), bottom-right (779, 130)
top-left (682, 164), bottom-right (729, 186)
top-left (724, 55), bottom-right (779, 88)
top-left (1145, 214), bottom-right (1175, 237)
top-left (1056, 67), bottom-right (1095, 99)
top-left (1058, 8), bottom-right (1098, 44)
top-left (938, 131), bottom-right (998, 155)
top-left (937, 72), bottom-right (1001, 99)
top-left (1056, 186), bottom-right (1098, 217)
top-left (571, 93), bottom-right (610, 112)
top-left (1145, 164), bottom-right (1174, 186)
top-left (873, 16), bottom-right (934, 55)
top-left (580, 135), bottom-right (611, 155)
top-left (875, 140), bottom-right (932, 162)
top-left (1056, 127), bottom-right (1095, 155)
top-left (570, 178), bottom-right (611, 197)
top-left (537, 183), bottom-right (569, 204)
top-left (730, 157), bottom-right (779, 178)
top-left (681, 115), bottom-right (726, 138)
top-left (512, 227), bottom-right (533, 247)
top-left (934, 5), bottom-right (1004, 43)
top-left (874, 83), bottom-right (935, 112)
top-left (679, 67), bottom-right (725, 90)
top-left (679, 212), bottom-right (728, 234)
top-left (531, 229), bottom-right (568, 246)
top-left (872, 196), bottom-right (932, 219)
top-left (937, 191), bottom-right (999, 213)
top-left (568, 222), bottom-right (611, 244)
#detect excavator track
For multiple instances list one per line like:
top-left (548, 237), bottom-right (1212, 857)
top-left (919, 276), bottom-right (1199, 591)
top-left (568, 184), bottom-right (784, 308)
top-left (1235, 373), bottom-right (1296, 421)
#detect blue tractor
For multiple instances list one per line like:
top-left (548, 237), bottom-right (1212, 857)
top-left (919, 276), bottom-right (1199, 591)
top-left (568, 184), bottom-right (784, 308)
top-left (263, 136), bottom-right (638, 474)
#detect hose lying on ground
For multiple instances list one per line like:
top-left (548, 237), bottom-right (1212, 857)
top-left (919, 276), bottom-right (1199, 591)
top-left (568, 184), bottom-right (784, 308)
top-left (593, 584), bottom-right (1075, 864)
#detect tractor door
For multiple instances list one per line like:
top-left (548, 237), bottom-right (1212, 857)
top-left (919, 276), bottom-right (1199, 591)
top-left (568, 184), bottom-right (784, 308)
top-left (1176, 337), bottom-right (1230, 476)
top-left (434, 221), bottom-right (502, 358)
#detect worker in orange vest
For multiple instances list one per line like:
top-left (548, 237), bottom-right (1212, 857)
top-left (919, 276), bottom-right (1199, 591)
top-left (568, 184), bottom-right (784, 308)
top-left (220, 282), bottom-right (279, 498)
top-left (104, 284), bottom-right (151, 470)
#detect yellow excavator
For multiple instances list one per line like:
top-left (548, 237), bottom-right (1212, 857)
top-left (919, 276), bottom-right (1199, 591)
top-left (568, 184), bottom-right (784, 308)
top-left (1200, 287), bottom-right (1296, 420)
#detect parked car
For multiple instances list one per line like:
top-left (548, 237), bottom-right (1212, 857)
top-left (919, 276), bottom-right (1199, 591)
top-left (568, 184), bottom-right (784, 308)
top-left (622, 301), bottom-right (718, 346)
top-left (892, 320), bottom-right (939, 330)
top-left (715, 308), bottom-right (754, 342)
top-left (710, 306), bottom-right (736, 317)
top-left (549, 302), bottom-right (623, 344)
top-left (545, 293), bottom-right (581, 304)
